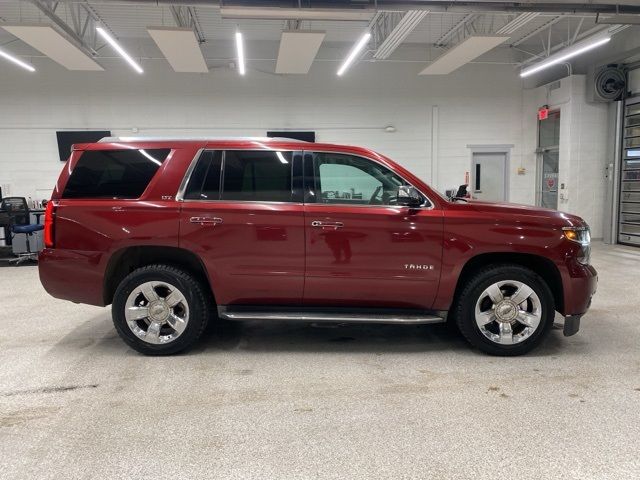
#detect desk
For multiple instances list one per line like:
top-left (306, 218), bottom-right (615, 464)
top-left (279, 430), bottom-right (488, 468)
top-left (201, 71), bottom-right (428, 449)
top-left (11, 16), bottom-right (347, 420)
top-left (30, 209), bottom-right (45, 225)
top-left (0, 209), bottom-right (44, 246)
top-left (0, 210), bottom-right (11, 246)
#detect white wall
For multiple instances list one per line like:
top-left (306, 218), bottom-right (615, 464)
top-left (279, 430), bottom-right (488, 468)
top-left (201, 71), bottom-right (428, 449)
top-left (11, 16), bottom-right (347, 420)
top-left (523, 75), bottom-right (610, 238)
top-left (0, 59), bottom-right (529, 204)
top-left (1, 59), bottom-right (609, 237)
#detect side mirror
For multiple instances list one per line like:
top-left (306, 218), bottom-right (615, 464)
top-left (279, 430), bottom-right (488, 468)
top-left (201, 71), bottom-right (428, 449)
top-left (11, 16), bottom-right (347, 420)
top-left (455, 184), bottom-right (468, 198)
top-left (396, 185), bottom-right (423, 208)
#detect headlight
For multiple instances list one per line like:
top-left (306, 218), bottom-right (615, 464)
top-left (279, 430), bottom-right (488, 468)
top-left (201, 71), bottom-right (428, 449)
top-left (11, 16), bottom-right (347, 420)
top-left (562, 226), bottom-right (591, 265)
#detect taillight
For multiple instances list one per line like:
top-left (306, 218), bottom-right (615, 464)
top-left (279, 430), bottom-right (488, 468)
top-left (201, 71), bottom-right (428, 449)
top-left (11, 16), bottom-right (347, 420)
top-left (44, 201), bottom-right (56, 248)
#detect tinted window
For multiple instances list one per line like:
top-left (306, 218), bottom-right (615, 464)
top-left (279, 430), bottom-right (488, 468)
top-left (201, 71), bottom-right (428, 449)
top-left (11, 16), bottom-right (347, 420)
top-left (184, 151), bottom-right (222, 200)
top-left (313, 153), bottom-right (407, 205)
top-left (62, 149), bottom-right (170, 199)
top-left (222, 150), bottom-right (292, 202)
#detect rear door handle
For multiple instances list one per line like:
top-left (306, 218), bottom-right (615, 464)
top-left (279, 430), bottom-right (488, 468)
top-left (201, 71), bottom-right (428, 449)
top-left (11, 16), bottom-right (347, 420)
top-left (311, 220), bottom-right (344, 230)
top-left (190, 216), bottom-right (223, 226)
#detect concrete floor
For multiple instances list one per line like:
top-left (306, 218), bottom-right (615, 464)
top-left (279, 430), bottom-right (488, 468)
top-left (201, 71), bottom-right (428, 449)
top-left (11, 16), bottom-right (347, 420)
top-left (0, 242), bottom-right (639, 479)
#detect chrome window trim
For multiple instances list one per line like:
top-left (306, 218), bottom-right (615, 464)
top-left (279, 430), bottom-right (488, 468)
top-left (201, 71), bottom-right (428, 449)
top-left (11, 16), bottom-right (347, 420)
top-left (182, 199), bottom-right (304, 206)
top-left (304, 149), bottom-right (435, 210)
top-left (176, 147), bottom-right (435, 210)
top-left (176, 148), bottom-right (299, 203)
top-left (176, 148), bottom-right (205, 202)
top-left (303, 202), bottom-right (432, 211)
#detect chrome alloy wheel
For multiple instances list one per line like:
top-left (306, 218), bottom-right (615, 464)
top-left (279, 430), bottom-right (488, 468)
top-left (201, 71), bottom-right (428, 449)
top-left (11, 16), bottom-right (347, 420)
top-left (474, 280), bottom-right (542, 345)
top-left (124, 281), bottom-right (189, 345)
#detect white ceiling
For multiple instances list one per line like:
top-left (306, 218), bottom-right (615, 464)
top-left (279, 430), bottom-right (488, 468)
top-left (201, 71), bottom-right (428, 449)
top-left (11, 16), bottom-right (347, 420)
top-left (0, 0), bottom-right (617, 73)
top-left (0, 2), bottom-right (600, 43)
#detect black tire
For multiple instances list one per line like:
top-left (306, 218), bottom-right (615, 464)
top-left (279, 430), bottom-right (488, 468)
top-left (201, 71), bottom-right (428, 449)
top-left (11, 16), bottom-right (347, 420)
top-left (112, 264), bottom-right (211, 355)
top-left (452, 264), bottom-right (555, 356)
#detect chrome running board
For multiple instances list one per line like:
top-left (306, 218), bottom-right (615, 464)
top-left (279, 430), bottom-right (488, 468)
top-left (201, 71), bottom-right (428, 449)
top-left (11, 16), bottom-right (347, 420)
top-left (217, 306), bottom-right (445, 325)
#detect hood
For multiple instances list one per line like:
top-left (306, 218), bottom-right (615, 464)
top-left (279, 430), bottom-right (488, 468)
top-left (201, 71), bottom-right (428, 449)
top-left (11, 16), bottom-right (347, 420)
top-left (452, 200), bottom-right (587, 228)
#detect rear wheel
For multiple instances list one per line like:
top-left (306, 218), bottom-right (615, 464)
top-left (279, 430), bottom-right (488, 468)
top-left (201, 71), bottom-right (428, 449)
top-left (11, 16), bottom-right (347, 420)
top-left (112, 265), bottom-right (210, 355)
top-left (453, 265), bottom-right (554, 356)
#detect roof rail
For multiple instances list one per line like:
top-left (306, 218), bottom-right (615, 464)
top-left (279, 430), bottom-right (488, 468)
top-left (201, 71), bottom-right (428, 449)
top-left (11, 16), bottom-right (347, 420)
top-left (97, 136), bottom-right (309, 143)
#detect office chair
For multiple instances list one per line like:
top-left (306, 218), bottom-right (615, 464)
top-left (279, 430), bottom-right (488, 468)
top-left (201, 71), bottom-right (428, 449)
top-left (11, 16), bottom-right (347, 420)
top-left (0, 197), bottom-right (44, 265)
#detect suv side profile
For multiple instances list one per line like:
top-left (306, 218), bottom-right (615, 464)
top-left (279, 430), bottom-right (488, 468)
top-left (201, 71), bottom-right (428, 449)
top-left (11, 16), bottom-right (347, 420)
top-left (39, 137), bottom-right (597, 356)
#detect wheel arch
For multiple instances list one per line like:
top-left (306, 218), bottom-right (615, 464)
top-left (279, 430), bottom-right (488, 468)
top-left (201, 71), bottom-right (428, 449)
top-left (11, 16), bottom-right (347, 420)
top-left (452, 252), bottom-right (564, 313)
top-left (103, 246), bottom-right (213, 306)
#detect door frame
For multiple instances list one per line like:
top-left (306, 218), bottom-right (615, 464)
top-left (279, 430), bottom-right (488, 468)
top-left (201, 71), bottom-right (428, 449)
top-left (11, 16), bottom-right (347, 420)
top-left (467, 144), bottom-right (512, 202)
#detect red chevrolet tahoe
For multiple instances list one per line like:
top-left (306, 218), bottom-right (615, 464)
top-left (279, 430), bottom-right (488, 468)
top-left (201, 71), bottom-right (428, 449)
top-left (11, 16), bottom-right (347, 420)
top-left (39, 137), bottom-right (597, 356)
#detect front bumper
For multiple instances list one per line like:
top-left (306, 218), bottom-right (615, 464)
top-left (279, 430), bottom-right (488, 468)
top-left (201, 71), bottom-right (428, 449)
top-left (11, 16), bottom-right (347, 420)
top-left (557, 262), bottom-right (597, 336)
top-left (562, 263), bottom-right (598, 316)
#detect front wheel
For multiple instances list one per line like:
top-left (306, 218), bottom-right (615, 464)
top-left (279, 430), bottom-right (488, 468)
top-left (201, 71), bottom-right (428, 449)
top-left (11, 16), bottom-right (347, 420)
top-left (453, 265), bottom-right (555, 356)
top-left (112, 265), bottom-right (211, 355)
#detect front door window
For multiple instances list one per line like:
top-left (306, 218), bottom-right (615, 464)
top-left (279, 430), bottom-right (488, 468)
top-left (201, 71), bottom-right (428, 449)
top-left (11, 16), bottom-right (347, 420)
top-left (311, 152), bottom-right (409, 206)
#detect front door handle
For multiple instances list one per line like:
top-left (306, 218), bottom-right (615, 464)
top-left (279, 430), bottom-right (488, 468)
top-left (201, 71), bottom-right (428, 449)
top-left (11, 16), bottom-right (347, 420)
top-left (311, 220), bottom-right (344, 230)
top-left (190, 216), bottom-right (223, 226)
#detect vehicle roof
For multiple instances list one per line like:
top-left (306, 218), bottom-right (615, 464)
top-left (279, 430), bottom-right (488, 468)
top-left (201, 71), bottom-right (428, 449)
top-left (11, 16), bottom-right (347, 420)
top-left (73, 136), bottom-right (379, 157)
top-left (97, 136), bottom-right (308, 143)
top-left (66, 136), bottom-right (444, 208)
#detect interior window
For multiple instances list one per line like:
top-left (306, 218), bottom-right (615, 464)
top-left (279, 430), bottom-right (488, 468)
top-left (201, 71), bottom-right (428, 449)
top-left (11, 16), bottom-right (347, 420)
top-left (222, 150), bottom-right (292, 202)
top-left (313, 153), bottom-right (408, 205)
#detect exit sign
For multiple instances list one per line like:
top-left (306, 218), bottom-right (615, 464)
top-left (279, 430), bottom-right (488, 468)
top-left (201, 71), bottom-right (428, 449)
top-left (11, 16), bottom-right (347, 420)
top-left (538, 106), bottom-right (550, 120)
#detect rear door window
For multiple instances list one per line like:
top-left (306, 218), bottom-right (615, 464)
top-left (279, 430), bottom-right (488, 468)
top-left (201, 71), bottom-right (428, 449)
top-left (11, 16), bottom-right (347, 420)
top-left (183, 150), bottom-right (223, 200)
top-left (221, 150), bottom-right (293, 202)
top-left (62, 148), bottom-right (170, 199)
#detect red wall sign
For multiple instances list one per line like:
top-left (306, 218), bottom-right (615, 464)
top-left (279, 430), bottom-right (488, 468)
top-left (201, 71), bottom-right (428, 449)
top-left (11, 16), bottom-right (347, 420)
top-left (538, 106), bottom-right (550, 121)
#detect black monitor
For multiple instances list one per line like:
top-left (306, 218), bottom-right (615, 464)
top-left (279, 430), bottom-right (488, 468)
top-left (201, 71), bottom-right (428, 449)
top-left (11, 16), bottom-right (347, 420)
top-left (56, 131), bottom-right (111, 161)
top-left (267, 131), bottom-right (315, 142)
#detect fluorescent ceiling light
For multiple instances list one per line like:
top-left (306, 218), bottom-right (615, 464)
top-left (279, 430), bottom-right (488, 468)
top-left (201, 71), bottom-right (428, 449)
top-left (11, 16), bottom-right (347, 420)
top-left (276, 30), bottom-right (325, 74)
top-left (2, 24), bottom-right (102, 71)
top-left (374, 10), bottom-right (429, 60)
top-left (337, 32), bottom-right (371, 76)
top-left (96, 26), bottom-right (143, 74)
top-left (419, 36), bottom-right (509, 75)
top-left (147, 27), bottom-right (207, 73)
top-left (221, 7), bottom-right (374, 21)
top-left (0, 48), bottom-right (35, 72)
top-left (520, 33), bottom-right (611, 77)
top-left (236, 31), bottom-right (245, 75)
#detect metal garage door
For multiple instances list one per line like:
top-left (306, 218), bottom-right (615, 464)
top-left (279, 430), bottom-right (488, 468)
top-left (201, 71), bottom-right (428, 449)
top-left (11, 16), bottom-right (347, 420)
top-left (618, 96), bottom-right (640, 246)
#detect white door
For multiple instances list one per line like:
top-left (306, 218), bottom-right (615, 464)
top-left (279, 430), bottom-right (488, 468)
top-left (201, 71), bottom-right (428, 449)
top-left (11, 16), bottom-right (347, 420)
top-left (471, 152), bottom-right (507, 202)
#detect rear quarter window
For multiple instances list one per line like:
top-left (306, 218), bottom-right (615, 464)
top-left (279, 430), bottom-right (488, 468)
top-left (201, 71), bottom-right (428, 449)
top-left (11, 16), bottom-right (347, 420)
top-left (62, 149), bottom-right (170, 199)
